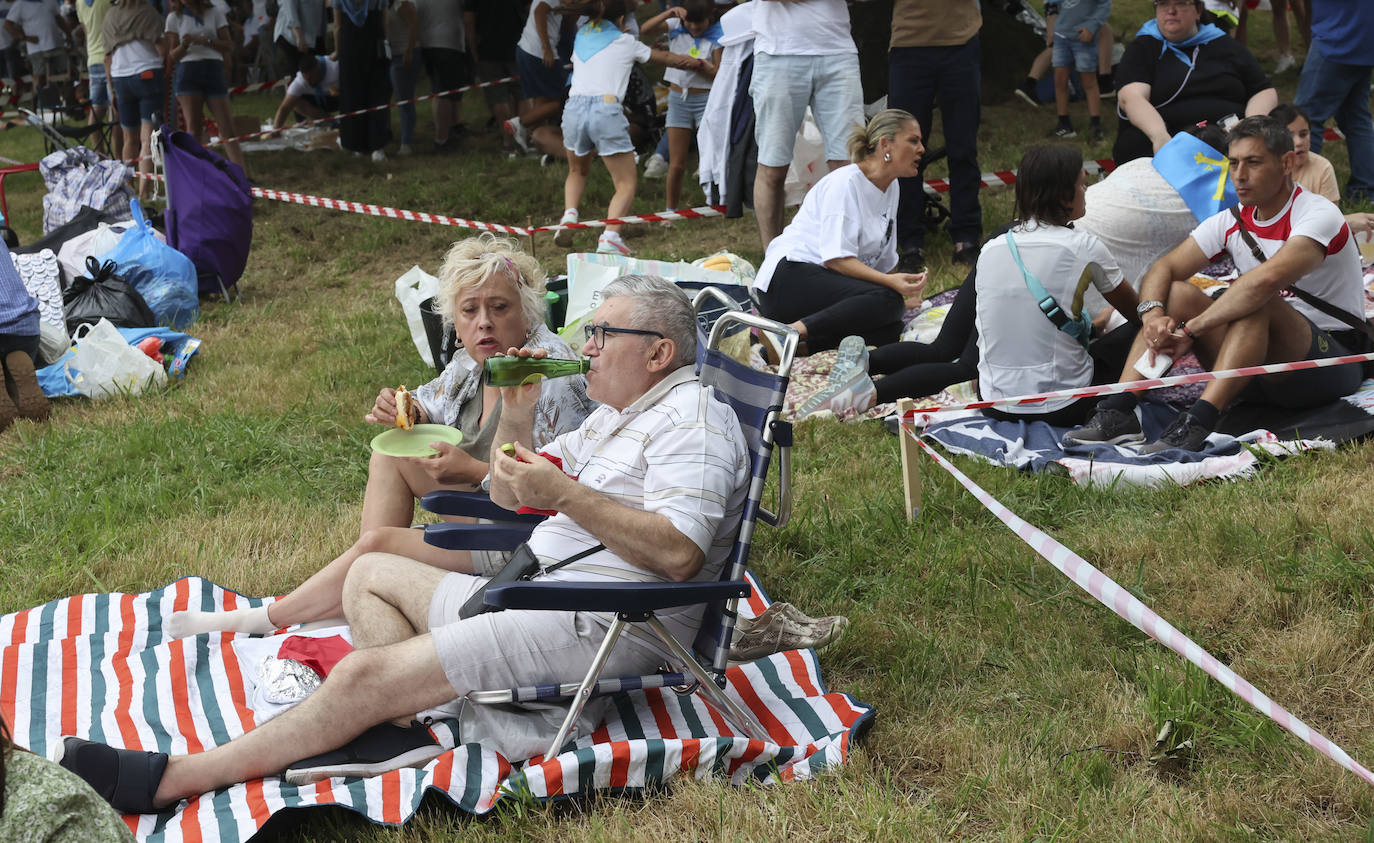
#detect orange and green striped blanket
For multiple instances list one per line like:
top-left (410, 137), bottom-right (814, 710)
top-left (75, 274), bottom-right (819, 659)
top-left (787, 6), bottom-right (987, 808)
top-left (0, 575), bottom-right (872, 841)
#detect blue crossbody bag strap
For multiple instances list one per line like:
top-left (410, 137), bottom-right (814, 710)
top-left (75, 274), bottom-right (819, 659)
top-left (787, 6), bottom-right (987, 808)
top-left (1005, 230), bottom-right (1092, 350)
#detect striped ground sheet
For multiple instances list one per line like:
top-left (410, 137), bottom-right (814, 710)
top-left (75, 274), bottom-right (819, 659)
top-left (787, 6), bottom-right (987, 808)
top-left (0, 574), bottom-right (872, 841)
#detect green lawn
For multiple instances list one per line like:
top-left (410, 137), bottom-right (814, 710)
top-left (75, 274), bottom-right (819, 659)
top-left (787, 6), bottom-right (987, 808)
top-left (4, 1), bottom-right (1374, 838)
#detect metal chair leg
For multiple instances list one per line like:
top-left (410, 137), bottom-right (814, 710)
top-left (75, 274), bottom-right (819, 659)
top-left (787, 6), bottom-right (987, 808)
top-left (543, 617), bottom-right (628, 760)
top-left (643, 616), bottom-right (769, 742)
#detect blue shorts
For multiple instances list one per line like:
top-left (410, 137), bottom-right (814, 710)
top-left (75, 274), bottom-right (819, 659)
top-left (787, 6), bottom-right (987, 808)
top-left (1052, 36), bottom-right (1098, 73)
top-left (665, 89), bottom-right (709, 130)
top-left (113, 70), bottom-right (166, 129)
top-left (749, 52), bottom-right (863, 168)
top-left (561, 94), bottom-right (633, 157)
top-left (173, 59), bottom-right (229, 98)
top-left (515, 45), bottom-right (568, 101)
top-left (88, 62), bottom-right (110, 108)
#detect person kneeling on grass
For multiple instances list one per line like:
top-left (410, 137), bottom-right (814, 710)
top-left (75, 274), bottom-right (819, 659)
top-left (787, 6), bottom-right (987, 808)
top-left (1063, 115), bottom-right (1370, 453)
top-left (270, 55), bottom-right (341, 133)
top-left (54, 276), bottom-right (753, 813)
top-left (799, 144), bottom-right (1142, 422)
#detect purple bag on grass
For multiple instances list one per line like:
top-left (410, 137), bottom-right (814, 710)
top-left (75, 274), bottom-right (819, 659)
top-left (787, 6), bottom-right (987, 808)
top-left (159, 126), bottom-right (253, 297)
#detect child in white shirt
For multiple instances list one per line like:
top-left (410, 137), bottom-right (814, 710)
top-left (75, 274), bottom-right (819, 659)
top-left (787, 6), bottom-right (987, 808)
top-left (553, 0), bottom-right (688, 255)
top-left (640, 0), bottom-right (721, 219)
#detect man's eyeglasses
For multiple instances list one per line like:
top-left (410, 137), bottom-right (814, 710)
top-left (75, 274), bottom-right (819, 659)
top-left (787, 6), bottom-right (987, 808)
top-left (583, 322), bottom-right (665, 349)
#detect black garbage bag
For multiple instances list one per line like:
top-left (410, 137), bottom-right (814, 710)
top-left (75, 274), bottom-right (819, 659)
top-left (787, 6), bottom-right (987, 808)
top-left (62, 255), bottom-right (156, 334)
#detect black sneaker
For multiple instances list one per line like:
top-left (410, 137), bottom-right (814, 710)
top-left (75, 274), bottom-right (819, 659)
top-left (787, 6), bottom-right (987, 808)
top-left (1061, 407), bottom-right (1144, 447)
top-left (952, 241), bottom-right (979, 266)
top-left (1091, 124), bottom-right (1105, 142)
top-left (1014, 81), bottom-right (1040, 107)
top-left (1139, 412), bottom-right (1212, 454)
top-left (283, 720), bottom-right (448, 785)
top-left (1048, 125), bottom-right (1077, 139)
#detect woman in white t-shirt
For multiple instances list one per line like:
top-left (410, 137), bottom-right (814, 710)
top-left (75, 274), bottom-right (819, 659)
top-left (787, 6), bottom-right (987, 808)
top-left (166, 0), bottom-right (246, 174)
top-left (754, 109), bottom-right (926, 354)
top-left (101, 0), bottom-right (166, 200)
top-left (973, 144), bottom-right (1140, 425)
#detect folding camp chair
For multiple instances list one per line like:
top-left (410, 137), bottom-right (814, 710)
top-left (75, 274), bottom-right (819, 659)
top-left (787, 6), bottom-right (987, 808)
top-left (20, 106), bottom-right (113, 157)
top-left (418, 301), bottom-right (798, 759)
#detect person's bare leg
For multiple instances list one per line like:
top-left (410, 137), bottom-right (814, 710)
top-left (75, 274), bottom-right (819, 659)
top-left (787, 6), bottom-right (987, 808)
top-left (601, 151), bottom-right (637, 236)
top-left (207, 95), bottom-right (247, 173)
top-left (564, 150), bottom-right (592, 215)
top-left (153, 634), bottom-right (455, 805)
top-left (137, 123), bottom-right (155, 200)
top-left (1054, 65), bottom-right (1071, 119)
top-left (1080, 70), bottom-right (1101, 119)
top-left (433, 97), bottom-right (454, 144)
top-left (178, 93), bottom-right (205, 144)
top-left (1097, 23), bottom-right (1114, 72)
top-left (1197, 295), bottom-right (1312, 410)
top-left (359, 450), bottom-right (470, 534)
top-left (520, 95), bottom-right (561, 128)
top-left (665, 125), bottom-right (690, 210)
top-left (341, 552), bottom-right (451, 650)
top-left (263, 527), bottom-right (474, 628)
top-left (1029, 47), bottom-right (1051, 81)
top-left (1272, 0), bottom-right (1292, 60)
top-left (753, 163), bottom-right (788, 250)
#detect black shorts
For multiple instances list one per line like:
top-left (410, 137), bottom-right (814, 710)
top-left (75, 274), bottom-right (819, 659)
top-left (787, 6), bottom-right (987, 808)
top-left (1241, 316), bottom-right (1367, 409)
top-left (421, 47), bottom-right (471, 100)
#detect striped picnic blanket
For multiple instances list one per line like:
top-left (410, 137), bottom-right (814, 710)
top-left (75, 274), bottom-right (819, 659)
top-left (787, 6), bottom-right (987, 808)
top-left (0, 574), bottom-right (871, 842)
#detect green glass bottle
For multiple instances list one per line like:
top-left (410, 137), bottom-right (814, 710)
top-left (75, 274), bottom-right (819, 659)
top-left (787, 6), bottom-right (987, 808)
top-left (483, 355), bottom-right (591, 386)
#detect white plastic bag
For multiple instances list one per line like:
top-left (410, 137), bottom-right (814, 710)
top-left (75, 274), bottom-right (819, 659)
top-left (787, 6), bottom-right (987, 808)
top-left (64, 318), bottom-right (166, 399)
top-left (562, 253), bottom-right (738, 344)
top-left (394, 264), bottom-right (440, 366)
top-left (56, 221), bottom-right (141, 288)
top-left (784, 110), bottom-right (827, 207)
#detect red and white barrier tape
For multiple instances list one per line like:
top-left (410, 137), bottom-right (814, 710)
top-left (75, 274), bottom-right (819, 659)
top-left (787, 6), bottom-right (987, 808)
top-left (134, 170), bottom-right (532, 234)
top-left (226, 77), bottom-right (289, 96)
top-left (901, 351), bottom-right (1374, 424)
top-left (904, 430), bottom-right (1374, 787)
top-left (526, 205), bottom-right (726, 232)
top-left (209, 76), bottom-right (519, 147)
top-left (923, 158), bottom-right (1117, 195)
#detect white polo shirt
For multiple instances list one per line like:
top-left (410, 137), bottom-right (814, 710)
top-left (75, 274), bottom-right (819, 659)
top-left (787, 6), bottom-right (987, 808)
top-left (285, 56), bottom-right (340, 98)
top-left (1190, 185), bottom-right (1365, 333)
top-left (530, 366), bottom-right (750, 646)
top-left (975, 223), bottom-right (1126, 413)
top-left (755, 163), bottom-right (899, 294)
top-left (515, 0), bottom-right (560, 58)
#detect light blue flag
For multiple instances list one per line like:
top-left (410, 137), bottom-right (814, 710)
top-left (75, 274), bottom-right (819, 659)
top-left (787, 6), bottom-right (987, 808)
top-left (1150, 132), bottom-right (1239, 222)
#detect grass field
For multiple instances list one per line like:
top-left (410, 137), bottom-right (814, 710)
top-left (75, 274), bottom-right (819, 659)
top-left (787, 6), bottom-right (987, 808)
top-left (5, 1), bottom-right (1374, 838)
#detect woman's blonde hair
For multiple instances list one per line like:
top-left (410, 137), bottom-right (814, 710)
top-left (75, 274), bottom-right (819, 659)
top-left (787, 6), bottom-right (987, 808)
top-left (435, 233), bottom-right (547, 331)
top-left (846, 108), bottom-right (918, 163)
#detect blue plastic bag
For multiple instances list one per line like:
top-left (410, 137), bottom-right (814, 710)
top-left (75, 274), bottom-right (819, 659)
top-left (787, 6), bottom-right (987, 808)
top-left (98, 198), bottom-right (199, 330)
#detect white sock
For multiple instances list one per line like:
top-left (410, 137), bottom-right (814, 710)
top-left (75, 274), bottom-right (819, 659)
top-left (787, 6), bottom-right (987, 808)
top-left (560, 208), bottom-right (579, 223)
top-left (166, 605), bottom-right (275, 638)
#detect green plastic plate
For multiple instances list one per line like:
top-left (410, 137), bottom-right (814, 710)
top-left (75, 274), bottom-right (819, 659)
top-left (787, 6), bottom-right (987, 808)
top-left (370, 423), bottom-right (464, 458)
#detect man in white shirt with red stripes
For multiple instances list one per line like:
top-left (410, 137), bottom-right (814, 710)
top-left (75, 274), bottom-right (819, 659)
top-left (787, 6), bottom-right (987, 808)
top-left (1066, 115), bottom-right (1368, 453)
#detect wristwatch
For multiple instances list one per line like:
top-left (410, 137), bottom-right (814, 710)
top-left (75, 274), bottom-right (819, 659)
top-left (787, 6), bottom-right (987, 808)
top-left (1136, 300), bottom-right (1165, 317)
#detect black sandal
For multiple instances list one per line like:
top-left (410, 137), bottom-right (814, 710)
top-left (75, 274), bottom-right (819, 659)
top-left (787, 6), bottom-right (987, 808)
top-left (53, 736), bottom-right (170, 814)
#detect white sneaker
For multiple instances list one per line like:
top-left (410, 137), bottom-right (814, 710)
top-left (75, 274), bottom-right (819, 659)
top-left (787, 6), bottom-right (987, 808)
top-left (797, 335), bottom-right (876, 420)
top-left (1274, 53), bottom-right (1296, 74)
top-left (643, 152), bottom-right (667, 180)
top-left (554, 209), bottom-right (578, 248)
top-left (503, 117), bottom-right (531, 153)
top-left (398, 144), bottom-right (413, 157)
top-left (370, 149), bottom-right (386, 163)
top-left (596, 232), bottom-right (632, 256)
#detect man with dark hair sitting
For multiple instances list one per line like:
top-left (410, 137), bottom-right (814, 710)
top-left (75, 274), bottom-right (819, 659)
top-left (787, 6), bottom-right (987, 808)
top-left (52, 276), bottom-right (752, 814)
top-left (1065, 114), bottom-right (1369, 453)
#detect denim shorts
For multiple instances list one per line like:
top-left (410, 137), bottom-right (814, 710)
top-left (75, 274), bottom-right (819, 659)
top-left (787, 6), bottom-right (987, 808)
top-left (173, 59), bottom-right (229, 98)
top-left (87, 62), bottom-right (111, 108)
top-left (113, 69), bottom-right (166, 129)
top-left (665, 89), bottom-right (709, 130)
top-left (1052, 36), bottom-right (1098, 73)
top-left (749, 52), bottom-right (863, 167)
top-left (515, 45), bottom-right (568, 101)
top-left (561, 94), bottom-right (633, 157)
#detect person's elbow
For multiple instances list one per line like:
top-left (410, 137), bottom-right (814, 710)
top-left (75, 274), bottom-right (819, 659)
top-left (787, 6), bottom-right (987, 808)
top-left (659, 542), bottom-right (706, 582)
top-left (1245, 88), bottom-right (1278, 115)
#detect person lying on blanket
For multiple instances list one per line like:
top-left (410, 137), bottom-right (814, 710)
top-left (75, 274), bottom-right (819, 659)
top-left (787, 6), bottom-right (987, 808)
top-left (53, 275), bottom-right (752, 814)
top-left (166, 234), bottom-right (593, 640)
top-left (1064, 115), bottom-right (1371, 453)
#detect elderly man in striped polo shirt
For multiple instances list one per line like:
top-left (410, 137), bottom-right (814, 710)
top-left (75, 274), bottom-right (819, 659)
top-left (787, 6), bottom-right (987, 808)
top-left (55, 275), bottom-right (752, 814)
